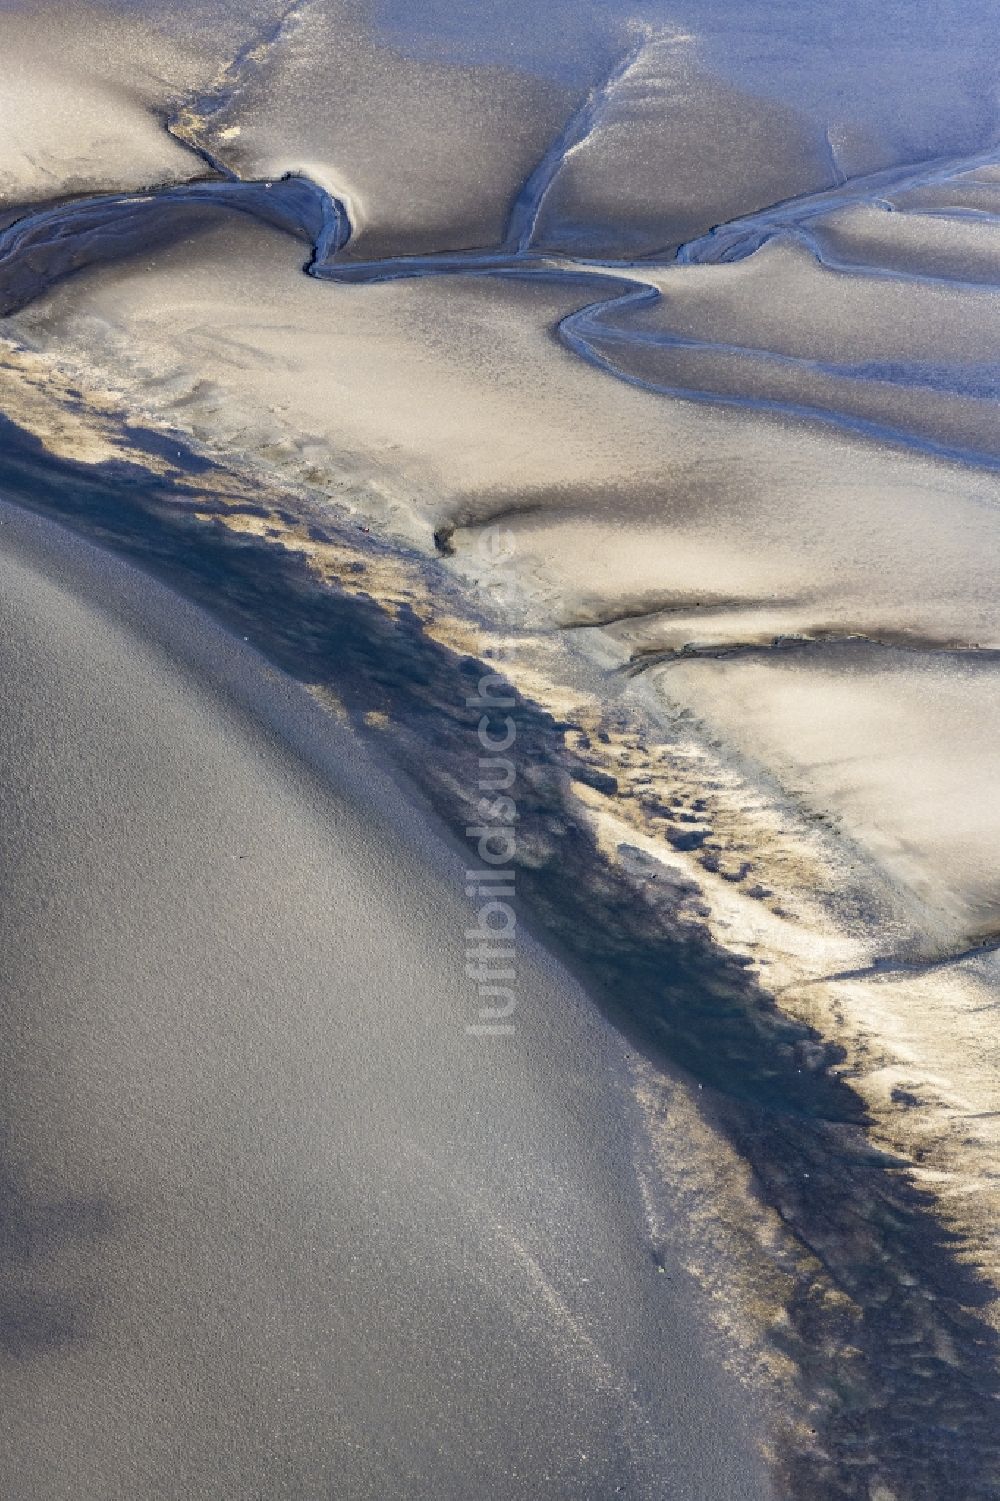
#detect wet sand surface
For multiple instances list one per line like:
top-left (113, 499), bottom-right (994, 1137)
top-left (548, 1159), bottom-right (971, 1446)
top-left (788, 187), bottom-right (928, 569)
top-left (0, 498), bottom-right (770, 1500)
top-left (3, 3), bottom-right (1000, 1496)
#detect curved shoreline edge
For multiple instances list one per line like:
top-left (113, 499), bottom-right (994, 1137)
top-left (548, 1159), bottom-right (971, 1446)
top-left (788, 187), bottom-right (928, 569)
top-left (0, 487), bottom-right (777, 1501)
top-left (0, 407), bottom-right (996, 1499)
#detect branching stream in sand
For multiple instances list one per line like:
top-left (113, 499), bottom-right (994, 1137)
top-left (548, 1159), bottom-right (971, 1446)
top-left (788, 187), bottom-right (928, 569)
top-left (2, 11), bottom-right (1000, 1499)
top-left (4, 26), bottom-right (1000, 471)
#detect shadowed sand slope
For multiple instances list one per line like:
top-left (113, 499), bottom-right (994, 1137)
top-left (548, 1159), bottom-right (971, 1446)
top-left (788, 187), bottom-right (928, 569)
top-left (2, 0), bottom-right (1000, 1495)
top-left (16, 214), bottom-right (1000, 953)
top-left (0, 500), bottom-right (770, 1500)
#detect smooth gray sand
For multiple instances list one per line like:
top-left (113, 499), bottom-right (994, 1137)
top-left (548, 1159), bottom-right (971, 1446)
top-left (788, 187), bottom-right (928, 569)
top-left (5, 3), bottom-right (1000, 1492)
top-left (0, 499), bottom-right (769, 1500)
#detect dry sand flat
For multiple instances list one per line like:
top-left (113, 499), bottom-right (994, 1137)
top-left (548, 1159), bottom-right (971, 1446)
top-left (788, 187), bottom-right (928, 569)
top-left (0, 499), bottom-right (771, 1500)
top-left (0, 5), bottom-right (210, 204)
top-left (177, 0), bottom-right (580, 258)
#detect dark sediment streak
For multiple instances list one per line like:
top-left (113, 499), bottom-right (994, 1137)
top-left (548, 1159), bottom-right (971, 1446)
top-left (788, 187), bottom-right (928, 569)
top-left (3, 493), bottom-right (753, 1500)
top-left (0, 413), bottom-right (996, 1499)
